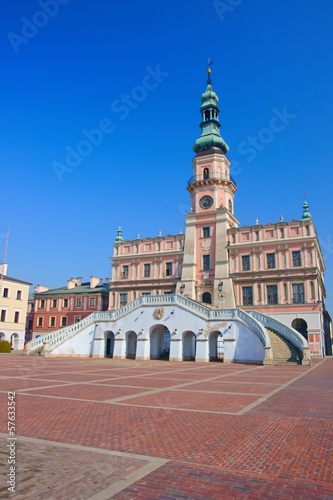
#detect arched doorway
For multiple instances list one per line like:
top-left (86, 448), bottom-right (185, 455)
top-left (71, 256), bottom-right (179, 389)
top-left (183, 331), bottom-right (196, 361)
top-left (292, 318), bottom-right (308, 341)
top-left (202, 292), bottom-right (212, 304)
top-left (150, 325), bottom-right (170, 360)
top-left (0, 332), bottom-right (5, 341)
top-left (10, 333), bottom-right (19, 350)
top-left (209, 331), bottom-right (224, 362)
top-left (126, 331), bottom-right (137, 359)
top-left (105, 331), bottom-right (115, 358)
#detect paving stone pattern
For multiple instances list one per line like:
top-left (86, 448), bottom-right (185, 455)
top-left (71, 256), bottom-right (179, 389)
top-left (0, 354), bottom-right (332, 499)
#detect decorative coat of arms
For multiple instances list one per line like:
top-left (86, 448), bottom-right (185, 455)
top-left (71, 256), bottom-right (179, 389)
top-left (153, 308), bottom-right (164, 320)
top-left (201, 239), bottom-right (211, 251)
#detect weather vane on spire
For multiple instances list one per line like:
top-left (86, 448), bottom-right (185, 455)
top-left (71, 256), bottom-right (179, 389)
top-left (207, 58), bottom-right (213, 84)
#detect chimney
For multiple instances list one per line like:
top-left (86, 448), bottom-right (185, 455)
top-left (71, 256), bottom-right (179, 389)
top-left (90, 276), bottom-right (102, 289)
top-left (67, 277), bottom-right (83, 289)
top-left (34, 285), bottom-right (49, 293)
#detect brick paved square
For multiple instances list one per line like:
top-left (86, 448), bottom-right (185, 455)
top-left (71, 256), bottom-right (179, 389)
top-left (0, 354), bottom-right (332, 499)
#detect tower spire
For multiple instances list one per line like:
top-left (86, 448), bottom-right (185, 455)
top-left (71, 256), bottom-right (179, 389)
top-left (207, 58), bottom-right (213, 84)
top-left (115, 225), bottom-right (123, 242)
top-left (193, 64), bottom-right (229, 154)
top-left (302, 196), bottom-right (312, 221)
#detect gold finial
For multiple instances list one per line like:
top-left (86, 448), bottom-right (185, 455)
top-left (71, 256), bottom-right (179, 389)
top-left (207, 58), bottom-right (213, 83)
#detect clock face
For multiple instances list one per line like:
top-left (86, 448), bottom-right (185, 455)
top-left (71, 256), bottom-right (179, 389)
top-left (199, 195), bottom-right (213, 209)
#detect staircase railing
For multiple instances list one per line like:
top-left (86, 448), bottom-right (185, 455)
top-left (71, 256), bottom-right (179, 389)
top-left (28, 295), bottom-right (272, 354)
top-left (248, 311), bottom-right (308, 353)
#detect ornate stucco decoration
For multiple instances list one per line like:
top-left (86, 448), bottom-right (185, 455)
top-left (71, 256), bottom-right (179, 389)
top-left (153, 308), bottom-right (164, 320)
top-left (201, 239), bottom-right (211, 251)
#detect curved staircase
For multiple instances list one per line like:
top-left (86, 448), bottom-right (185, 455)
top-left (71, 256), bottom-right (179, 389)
top-left (266, 327), bottom-right (302, 365)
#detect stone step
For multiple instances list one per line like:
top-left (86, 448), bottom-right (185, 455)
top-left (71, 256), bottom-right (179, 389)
top-left (266, 328), bottom-right (302, 365)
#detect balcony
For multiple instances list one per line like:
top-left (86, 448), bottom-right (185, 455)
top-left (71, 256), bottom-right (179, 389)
top-left (187, 174), bottom-right (237, 187)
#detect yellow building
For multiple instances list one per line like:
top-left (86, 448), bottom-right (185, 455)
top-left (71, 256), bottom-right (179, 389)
top-left (0, 264), bottom-right (31, 350)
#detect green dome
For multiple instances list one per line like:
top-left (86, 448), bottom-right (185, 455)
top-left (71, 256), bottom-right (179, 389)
top-left (115, 225), bottom-right (123, 242)
top-left (193, 82), bottom-right (229, 154)
top-left (302, 200), bottom-right (312, 220)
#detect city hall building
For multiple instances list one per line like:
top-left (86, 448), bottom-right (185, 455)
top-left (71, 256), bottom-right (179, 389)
top-left (28, 69), bottom-right (332, 364)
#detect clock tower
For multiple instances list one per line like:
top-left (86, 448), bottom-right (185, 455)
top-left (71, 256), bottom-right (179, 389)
top-left (179, 66), bottom-right (239, 308)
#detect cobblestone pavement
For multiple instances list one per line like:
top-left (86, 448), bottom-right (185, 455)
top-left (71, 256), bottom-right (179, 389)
top-left (0, 353), bottom-right (332, 499)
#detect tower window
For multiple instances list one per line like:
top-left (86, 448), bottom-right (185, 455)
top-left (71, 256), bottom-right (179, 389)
top-left (204, 111), bottom-right (210, 121)
top-left (203, 227), bottom-right (210, 238)
top-left (122, 265), bottom-right (129, 279)
top-left (203, 255), bottom-right (211, 271)
top-left (228, 200), bottom-right (233, 213)
top-left (203, 167), bottom-right (210, 180)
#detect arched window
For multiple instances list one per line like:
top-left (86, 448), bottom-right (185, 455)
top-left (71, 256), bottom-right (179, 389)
top-left (203, 167), bottom-right (210, 180)
top-left (228, 200), bottom-right (233, 213)
top-left (291, 318), bottom-right (308, 341)
top-left (204, 111), bottom-right (210, 121)
top-left (202, 292), bottom-right (212, 304)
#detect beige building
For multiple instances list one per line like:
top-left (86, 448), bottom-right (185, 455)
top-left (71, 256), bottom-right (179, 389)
top-left (0, 264), bottom-right (31, 349)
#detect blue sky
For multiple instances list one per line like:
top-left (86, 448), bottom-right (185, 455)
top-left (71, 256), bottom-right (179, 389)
top-left (1, 0), bottom-right (332, 312)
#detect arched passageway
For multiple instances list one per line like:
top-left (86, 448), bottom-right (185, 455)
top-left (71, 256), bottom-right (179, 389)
top-left (183, 331), bottom-right (196, 361)
top-left (202, 292), bottom-right (212, 304)
top-left (150, 325), bottom-right (170, 360)
top-left (105, 331), bottom-right (115, 358)
top-left (209, 330), bottom-right (224, 362)
top-left (292, 318), bottom-right (308, 341)
top-left (126, 331), bottom-right (137, 359)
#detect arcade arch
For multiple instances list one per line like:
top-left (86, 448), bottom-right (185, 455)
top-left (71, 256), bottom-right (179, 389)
top-left (150, 325), bottom-right (170, 360)
top-left (126, 331), bottom-right (137, 359)
top-left (182, 330), bottom-right (196, 361)
top-left (105, 331), bottom-right (115, 357)
top-left (208, 330), bottom-right (224, 362)
top-left (292, 318), bottom-right (308, 341)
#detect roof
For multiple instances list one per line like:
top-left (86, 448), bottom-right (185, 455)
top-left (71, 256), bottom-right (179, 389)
top-left (34, 282), bottom-right (109, 297)
top-left (0, 274), bottom-right (32, 286)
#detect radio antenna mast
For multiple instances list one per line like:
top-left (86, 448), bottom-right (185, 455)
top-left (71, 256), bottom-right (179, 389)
top-left (0, 230), bottom-right (10, 295)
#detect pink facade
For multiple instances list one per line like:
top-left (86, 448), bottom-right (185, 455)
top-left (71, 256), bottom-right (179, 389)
top-left (109, 73), bottom-right (331, 358)
top-left (110, 234), bottom-right (184, 309)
